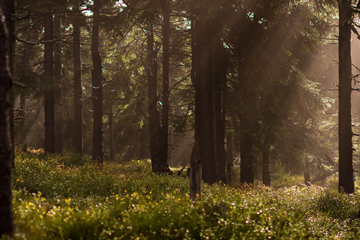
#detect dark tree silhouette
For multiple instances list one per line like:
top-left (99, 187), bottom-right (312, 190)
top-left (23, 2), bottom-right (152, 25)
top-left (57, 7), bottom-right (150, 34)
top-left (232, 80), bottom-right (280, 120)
top-left (158, 0), bottom-right (170, 172)
top-left (91, 0), bottom-right (104, 164)
top-left (54, 15), bottom-right (63, 153)
top-left (338, 0), bottom-right (354, 193)
top-left (73, 11), bottom-right (83, 155)
top-left (0, 6), bottom-right (13, 236)
top-left (44, 14), bottom-right (55, 153)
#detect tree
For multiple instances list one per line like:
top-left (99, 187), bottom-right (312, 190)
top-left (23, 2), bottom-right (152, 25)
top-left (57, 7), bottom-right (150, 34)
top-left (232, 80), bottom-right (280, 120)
top-left (91, 0), bottom-right (104, 164)
top-left (0, 0), bottom-right (15, 165)
top-left (44, 13), bottom-right (55, 153)
top-left (158, 0), bottom-right (170, 172)
top-left (147, 12), bottom-right (161, 171)
top-left (73, 9), bottom-right (83, 155)
top-left (195, 3), bottom-right (217, 184)
top-left (338, 0), bottom-right (354, 193)
top-left (54, 14), bottom-right (63, 153)
top-left (0, 5), bottom-right (13, 235)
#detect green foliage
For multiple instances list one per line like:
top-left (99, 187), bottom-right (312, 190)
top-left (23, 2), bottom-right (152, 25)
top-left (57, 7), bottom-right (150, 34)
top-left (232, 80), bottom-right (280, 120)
top-left (11, 153), bottom-right (360, 239)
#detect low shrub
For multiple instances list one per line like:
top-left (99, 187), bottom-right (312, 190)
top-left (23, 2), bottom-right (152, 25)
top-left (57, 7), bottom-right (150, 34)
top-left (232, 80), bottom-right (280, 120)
top-left (11, 152), bottom-right (360, 239)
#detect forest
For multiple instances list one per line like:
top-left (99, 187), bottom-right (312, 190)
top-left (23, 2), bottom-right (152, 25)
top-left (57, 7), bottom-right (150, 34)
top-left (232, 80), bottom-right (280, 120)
top-left (1, 0), bottom-right (360, 238)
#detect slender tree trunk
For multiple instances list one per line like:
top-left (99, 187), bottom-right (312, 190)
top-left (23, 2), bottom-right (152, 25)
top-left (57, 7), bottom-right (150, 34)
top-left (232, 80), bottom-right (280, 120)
top-left (108, 103), bottom-right (114, 161)
top-left (214, 45), bottom-right (227, 183)
top-left (226, 133), bottom-right (234, 184)
top-left (73, 17), bottom-right (83, 155)
top-left (54, 16), bottom-right (63, 153)
top-left (0, 8), bottom-right (14, 235)
top-left (191, 4), bottom-right (199, 145)
top-left (190, 142), bottom-right (201, 200)
top-left (338, 0), bottom-right (354, 193)
top-left (158, 0), bottom-right (170, 171)
top-left (139, 123), bottom-right (148, 160)
top-left (195, 14), bottom-right (216, 184)
top-left (147, 16), bottom-right (161, 172)
top-left (91, 0), bottom-right (103, 164)
top-left (44, 14), bottom-right (55, 153)
top-left (262, 136), bottom-right (270, 186)
top-left (304, 161), bottom-right (311, 186)
top-left (19, 93), bottom-right (26, 128)
top-left (17, 46), bottom-right (28, 145)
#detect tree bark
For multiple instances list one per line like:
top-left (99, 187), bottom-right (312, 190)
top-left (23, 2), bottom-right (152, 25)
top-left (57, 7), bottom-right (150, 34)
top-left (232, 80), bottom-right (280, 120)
top-left (214, 44), bottom-right (227, 183)
top-left (0, 0), bottom-right (14, 167)
top-left (73, 16), bottom-right (83, 155)
top-left (226, 133), bottom-right (234, 184)
top-left (147, 16), bottom-right (161, 172)
top-left (262, 136), bottom-right (270, 186)
top-left (44, 14), bottom-right (55, 153)
top-left (0, 8), bottom-right (14, 235)
top-left (195, 6), bottom-right (217, 184)
top-left (108, 103), bottom-right (114, 161)
top-left (91, 0), bottom-right (103, 164)
top-left (54, 15), bottom-right (63, 153)
top-left (240, 113), bottom-right (254, 184)
top-left (190, 143), bottom-right (201, 200)
top-left (338, 0), bottom-right (354, 193)
top-left (158, 0), bottom-right (170, 171)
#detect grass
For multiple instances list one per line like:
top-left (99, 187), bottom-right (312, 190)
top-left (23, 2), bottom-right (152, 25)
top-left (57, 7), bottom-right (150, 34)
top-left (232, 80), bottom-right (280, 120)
top-left (7, 151), bottom-right (360, 239)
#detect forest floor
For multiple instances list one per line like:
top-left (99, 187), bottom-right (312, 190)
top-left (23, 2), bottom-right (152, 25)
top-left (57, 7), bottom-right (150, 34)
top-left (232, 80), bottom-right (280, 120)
top-left (7, 151), bottom-right (360, 239)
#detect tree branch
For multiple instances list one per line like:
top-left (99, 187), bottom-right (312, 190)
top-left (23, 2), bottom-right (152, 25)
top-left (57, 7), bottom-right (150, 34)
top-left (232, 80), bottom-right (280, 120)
top-left (15, 31), bottom-right (76, 45)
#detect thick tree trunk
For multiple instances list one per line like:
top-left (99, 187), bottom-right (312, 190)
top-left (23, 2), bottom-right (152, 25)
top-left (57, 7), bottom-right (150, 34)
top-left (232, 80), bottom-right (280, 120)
top-left (196, 15), bottom-right (217, 184)
top-left (262, 137), bottom-right (270, 186)
top-left (54, 16), bottom-right (63, 153)
top-left (44, 14), bottom-right (55, 153)
top-left (158, 0), bottom-right (170, 171)
top-left (0, 0), bottom-right (14, 167)
top-left (73, 17), bottom-right (83, 155)
top-left (91, 0), bottom-right (103, 164)
top-left (226, 133), bottom-right (234, 184)
top-left (214, 45), bottom-right (227, 183)
top-left (338, 0), bottom-right (354, 193)
top-left (240, 113), bottom-right (254, 184)
top-left (0, 9), bottom-right (14, 235)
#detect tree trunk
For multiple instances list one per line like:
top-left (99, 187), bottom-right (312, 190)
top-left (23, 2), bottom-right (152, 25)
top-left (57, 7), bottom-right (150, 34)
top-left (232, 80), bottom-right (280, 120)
top-left (195, 12), bottom-right (216, 185)
top-left (108, 103), bottom-right (114, 161)
top-left (214, 44), bottom-right (227, 183)
top-left (240, 113), bottom-right (254, 184)
top-left (190, 143), bottom-right (201, 200)
top-left (91, 0), bottom-right (103, 164)
top-left (158, 0), bottom-right (170, 172)
top-left (262, 136), bottom-right (270, 186)
top-left (139, 123), bottom-right (148, 160)
top-left (17, 45), bottom-right (28, 146)
top-left (0, 0), bottom-right (14, 167)
top-left (0, 9), bottom-right (14, 235)
top-left (73, 17), bottom-right (83, 155)
top-left (304, 172), bottom-right (311, 186)
top-left (44, 14), bottom-right (55, 153)
top-left (226, 133), bottom-right (234, 184)
top-left (147, 16), bottom-right (161, 172)
top-left (338, 0), bottom-right (354, 193)
top-left (54, 16), bottom-right (63, 153)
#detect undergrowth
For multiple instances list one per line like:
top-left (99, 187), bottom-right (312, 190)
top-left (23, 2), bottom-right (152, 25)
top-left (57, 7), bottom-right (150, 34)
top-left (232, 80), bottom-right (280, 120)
top-left (8, 151), bottom-right (360, 239)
